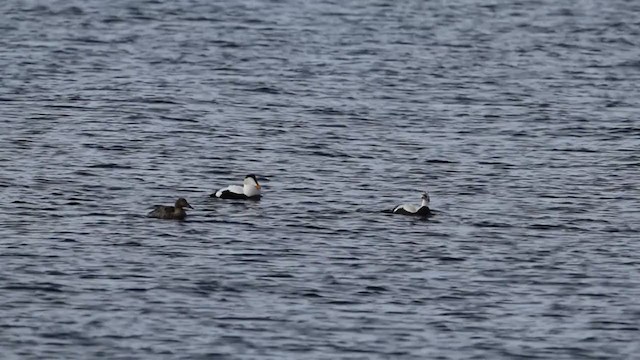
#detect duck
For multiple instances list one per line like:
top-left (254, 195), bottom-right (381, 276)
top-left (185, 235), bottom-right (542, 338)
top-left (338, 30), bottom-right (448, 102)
top-left (391, 191), bottom-right (431, 216)
top-left (147, 198), bottom-right (193, 220)
top-left (211, 174), bottom-right (262, 200)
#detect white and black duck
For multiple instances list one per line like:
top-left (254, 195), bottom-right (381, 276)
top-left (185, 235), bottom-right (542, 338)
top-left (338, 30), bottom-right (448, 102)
top-left (390, 192), bottom-right (432, 217)
top-left (211, 174), bottom-right (262, 200)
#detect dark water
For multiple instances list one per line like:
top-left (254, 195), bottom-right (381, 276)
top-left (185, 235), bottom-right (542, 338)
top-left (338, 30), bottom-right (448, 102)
top-left (1, 0), bottom-right (639, 358)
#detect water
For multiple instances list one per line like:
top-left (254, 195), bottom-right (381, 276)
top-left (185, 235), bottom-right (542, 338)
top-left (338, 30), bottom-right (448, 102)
top-left (1, 0), bottom-right (639, 358)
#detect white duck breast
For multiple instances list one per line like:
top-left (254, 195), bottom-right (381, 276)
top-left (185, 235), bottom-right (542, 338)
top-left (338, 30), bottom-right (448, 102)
top-left (391, 192), bottom-right (431, 216)
top-left (212, 174), bottom-right (262, 200)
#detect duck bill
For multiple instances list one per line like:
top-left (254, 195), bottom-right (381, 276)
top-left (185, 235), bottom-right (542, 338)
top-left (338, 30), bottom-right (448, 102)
top-left (256, 184), bottom-right (261, 190)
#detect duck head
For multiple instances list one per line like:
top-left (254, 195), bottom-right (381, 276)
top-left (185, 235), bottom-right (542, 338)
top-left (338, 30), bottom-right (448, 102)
top-left (420, 192), bottom-right (430, 207)
top-left (175, 198), bottom-right (194, 209)
top-left (243, 174), bottom-right (261, 190)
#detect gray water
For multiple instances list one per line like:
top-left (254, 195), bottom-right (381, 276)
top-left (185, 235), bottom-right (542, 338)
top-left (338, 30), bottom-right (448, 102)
top-left (1, 0), bottom-right (639, 358)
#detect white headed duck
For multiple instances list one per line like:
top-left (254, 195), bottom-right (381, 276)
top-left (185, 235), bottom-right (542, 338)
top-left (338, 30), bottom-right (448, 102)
top-left (212, 174), bottom-right (262, 200)
top-left (391, 192), bottom-right (431, 217)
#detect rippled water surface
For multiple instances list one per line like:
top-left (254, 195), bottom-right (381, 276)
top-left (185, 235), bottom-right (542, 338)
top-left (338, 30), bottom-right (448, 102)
top-left (1, 0), bottom-right (639, 358)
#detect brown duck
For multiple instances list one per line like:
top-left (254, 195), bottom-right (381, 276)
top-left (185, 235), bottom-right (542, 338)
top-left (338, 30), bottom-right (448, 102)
top-left (147, 198), bottom-right (193, 220)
